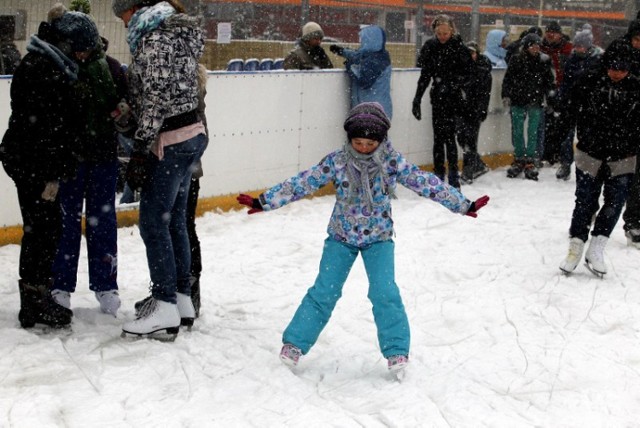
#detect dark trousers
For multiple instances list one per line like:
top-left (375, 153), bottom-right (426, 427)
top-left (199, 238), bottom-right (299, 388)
top-left (543, 110), bottom-right (571, 164)
top-left (15, 180), bottom-right (62, 285)
top-left (52, 160), bottom-right (119, 293)
top-left (186, 176), bottom-right (201, 278)
top-left (622, 153), bottom-right (640, 231)
top-left (569, 166), bottom-right (632, 242)
top-left (432, 106), bottom-right (459, 186)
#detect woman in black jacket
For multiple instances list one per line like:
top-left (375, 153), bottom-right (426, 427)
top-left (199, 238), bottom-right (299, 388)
top-left (0, 19), bottom-right (82, 328)
top-left (412, 15), bottom-right (473, 189)
top-left (458, 41), bottom-right (492, 184)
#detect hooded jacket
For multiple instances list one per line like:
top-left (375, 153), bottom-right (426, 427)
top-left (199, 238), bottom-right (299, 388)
top-left (337, 25), bottom-right (393, 119)
top-left (483, 29), bottom-right (508, 68)
top-left (125, 3), bottom-right (205, 147)
top-left (283, 39), bottom-right (333, 70)
top-left (0, 22), bottom-right (81, 183)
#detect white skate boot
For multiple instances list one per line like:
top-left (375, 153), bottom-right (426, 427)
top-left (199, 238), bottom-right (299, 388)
top-left (559, 237), bottom-right (585, 274)
top-left (585, 235), bottom-right (608, 277)
top-left (122, 298), bottom-right (180, 339)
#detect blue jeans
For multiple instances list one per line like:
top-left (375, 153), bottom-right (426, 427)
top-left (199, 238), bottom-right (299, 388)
top-left (283, 237), bottom-right (410, 358)
top-left (139, 133), bottom-right (207, 303)
top-left (569, 166), bottom-right (633, 242)
top-left (53, 160), bottom-right (119, 292)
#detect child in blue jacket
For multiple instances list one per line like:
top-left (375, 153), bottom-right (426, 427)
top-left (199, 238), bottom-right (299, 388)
top-left (237, 102), bottom-right (489, 373)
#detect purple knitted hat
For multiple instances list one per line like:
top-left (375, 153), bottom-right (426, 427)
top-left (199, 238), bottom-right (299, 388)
top-left (343, 102), bottom-right (391, 143)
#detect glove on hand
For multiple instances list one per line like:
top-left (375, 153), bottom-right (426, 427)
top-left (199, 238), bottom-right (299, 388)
top-left (465, 195), bottom-right (490, 218)
top-left (126, 150), bottom-right (149, 191)
top-left (329, 44), bottom-right (344, 55)
top-left (237, 194), bottom-right (263, 214)
top-left (502, 97), bottom-right (511, 108)
top-left (41, 181), bottom-right (59, 201)
top-left (412, 98), bottom-right (422, 120)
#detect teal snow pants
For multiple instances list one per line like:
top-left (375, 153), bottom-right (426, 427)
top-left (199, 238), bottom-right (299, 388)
top-left (282, 237), bottom-right (410, 358)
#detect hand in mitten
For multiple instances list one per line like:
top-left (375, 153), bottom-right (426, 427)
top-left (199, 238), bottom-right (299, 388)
top-left (412, 98), bottom-right (422, 120)
top-left (126, 151), bottom-right (149, 191)
top-left (237, 194), bottom-right (263, 214)
top-left (41, 181), bottom-right (59, 201)
top-left (329, 44), bottom-right (344, 56)
top-left (465, 195), bottom-right (490, 218)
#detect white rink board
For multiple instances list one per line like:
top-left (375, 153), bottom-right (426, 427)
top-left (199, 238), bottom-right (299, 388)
top-left (0, 69), bottom-right (511, 228)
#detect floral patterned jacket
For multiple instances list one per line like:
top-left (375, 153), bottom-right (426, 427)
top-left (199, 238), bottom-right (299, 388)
top-left (259, 141), bottom-right (472, 248)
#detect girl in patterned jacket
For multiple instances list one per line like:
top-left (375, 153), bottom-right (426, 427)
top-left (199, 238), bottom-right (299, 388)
top-left (238, 102), bottom-right (489, 373)
top-left (112, 0), bottom-right (207, 338)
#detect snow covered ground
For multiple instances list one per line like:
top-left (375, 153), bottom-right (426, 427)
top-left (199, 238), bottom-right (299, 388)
top-left (1, 165), bottom-right (640, 427)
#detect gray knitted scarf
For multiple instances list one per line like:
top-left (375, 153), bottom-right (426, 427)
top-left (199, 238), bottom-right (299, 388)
top-left (344, 141), bottom-right (395, 209)
top-left (27, 35), bottom-right (78, 81)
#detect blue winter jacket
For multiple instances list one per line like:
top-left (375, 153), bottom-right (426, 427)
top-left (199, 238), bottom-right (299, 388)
top-left (258, 140), bottom-right (471, 248)
top-left (483, 29), bottom-right (508, 68)
top-left (338, 26), bottom-right (393, 119)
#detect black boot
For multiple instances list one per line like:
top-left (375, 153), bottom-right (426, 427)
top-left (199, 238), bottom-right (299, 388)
top-left (507, 158), bottom-right (525, 178)
top-left (190, 276), bottom-right (201, 319)
top-left (18, 280), bottom-right (72, 328)
top-left (461, 153), bottom-right (474, 184)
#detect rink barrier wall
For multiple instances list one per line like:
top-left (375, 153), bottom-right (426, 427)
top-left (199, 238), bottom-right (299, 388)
top-left (0, 69), bottom-right (512, 246)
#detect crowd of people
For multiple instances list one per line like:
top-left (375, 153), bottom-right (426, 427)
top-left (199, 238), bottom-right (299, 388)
top-left (0, 2), bottom-right (639, 375)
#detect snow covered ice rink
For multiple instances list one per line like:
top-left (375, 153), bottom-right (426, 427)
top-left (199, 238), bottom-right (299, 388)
top-left (1, 165), bottom-right (640, 427)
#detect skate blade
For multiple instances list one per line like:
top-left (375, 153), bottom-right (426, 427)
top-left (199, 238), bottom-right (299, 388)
top-left (559, 267), bottom-right (574, 275)
top-left (584, 261), bottom-right (605, 278)
top-left (627, 237), bottom-right (640, 249)
top-left (180, 318), bottom-right (194, 331)
top-left (388, 366), bottom-right (407, 382)
top-left (121, 326), bottom-right (180, 342)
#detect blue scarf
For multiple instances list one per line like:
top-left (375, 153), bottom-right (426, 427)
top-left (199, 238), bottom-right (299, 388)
top-left (26, 35), bottom-right (78, 81)
top-left (126, 1), bottom-right (175, 54)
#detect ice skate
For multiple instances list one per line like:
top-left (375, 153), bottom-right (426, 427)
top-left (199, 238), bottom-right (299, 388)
top-left (121, 298), bottom-right (180, 340)
top-left (523, 162), bottom-right (539, 181)
top-left (95, 290), bottom-right (121, 317)
top-left (387, 354), bottom-right (409, 372)
top-left (190, 275), bottom-right (201, 318)
top-left (20, 281), bottom-right (72, 329)
top-left (506, 159), bottom-right (525, 178)
top-left (625, 229), bottom-right (640, 249)
top-left (51, 289), bottom-right (71, 309)
top-left (555, 163), bottom-right (571, 181)
top-left (387, 355), bottom-right (409, 380)
top-left (584, 235), bottom-right (608, 278)
top-left (176, 292), bottom-right (195, 330)
top-left (559, 237), bottom-right (585, 274)
top-left (279, 343), bottom-right (302, 367)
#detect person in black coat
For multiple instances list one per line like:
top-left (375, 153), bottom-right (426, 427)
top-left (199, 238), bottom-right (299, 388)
top-left (412, 14), bottom-right (474, 189)
top-left (554, 30), bottom-right (602, 180)
top-left (559, 40), bottom-right (640, 276)
top-left (0, 19), bottom-right (82, 328)
top-left (502, 34), bottom-right (554, 180)
top-left (457, 41), bottom-right (492, 184)
top-left (618, 18), bottom-right (640, 248)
